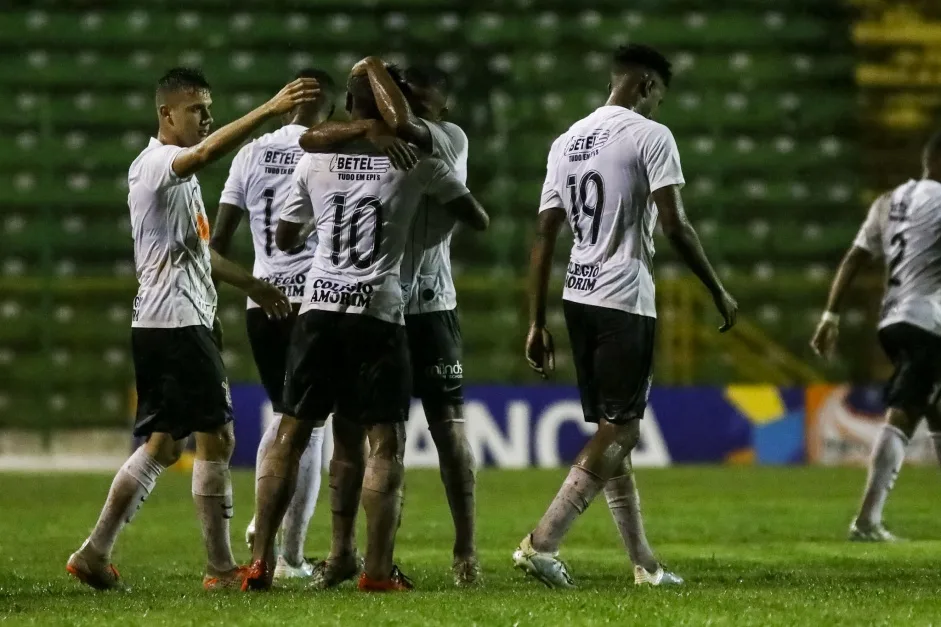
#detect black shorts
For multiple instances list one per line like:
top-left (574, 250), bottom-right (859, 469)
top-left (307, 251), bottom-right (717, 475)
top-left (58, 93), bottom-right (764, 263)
top-left (878, 322), bottom-right (941, 413)
top-left (246, 305), bottom-right (300, 415)
top-left (131, 325), bottom-right (233, 440)
top-left (405, 309), bottom-right (463, 408)
top-left (283, 310), bottom-right (411, 426)
top-left (563, 301), bottom-right (656, 424)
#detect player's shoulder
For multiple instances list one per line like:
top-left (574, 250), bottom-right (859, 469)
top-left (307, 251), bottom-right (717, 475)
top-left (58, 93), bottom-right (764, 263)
top-left (130, 138), bottom-right (175, 171)
top-left (434, 120), bottom-right (467, 142)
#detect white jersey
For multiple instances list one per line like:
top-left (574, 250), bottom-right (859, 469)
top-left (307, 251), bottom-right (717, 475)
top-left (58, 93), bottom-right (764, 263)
top-left (281, 149), bottom-right (470, 325)
top-left (402, 120), bottom-right (468, 314)
top-left (129, 138), bottom-right (216, 329)
top-left (854, 178), bottom-right (941, 337)
top-left (220, 124), bottom-right (314, 308)
top-left (539, 106), bottom-right (685, 318)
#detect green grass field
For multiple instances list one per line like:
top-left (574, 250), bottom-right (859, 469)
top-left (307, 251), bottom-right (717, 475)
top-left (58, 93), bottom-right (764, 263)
top-left (1, 466), bottom-right (940, 625)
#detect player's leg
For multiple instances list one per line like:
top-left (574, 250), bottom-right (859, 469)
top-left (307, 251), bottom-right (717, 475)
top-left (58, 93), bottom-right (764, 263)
top-left (604, 455), bottom-right (658, 572)
top-left (852, 324), bottom-right (927, 541)
top-left (310, 414), bottom-right (366, 590)
top-left (67, 433), bottom-right (183, 589)
top-left (279, 422), bottom-right (325, 573)
top-left (407, 310), bottom-right (478, 585)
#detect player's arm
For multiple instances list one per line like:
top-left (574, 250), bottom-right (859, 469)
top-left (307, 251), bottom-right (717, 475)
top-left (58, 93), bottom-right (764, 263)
top-left (353, 56), bottom-right (433, 153)
top-left (209, 204), bottom-right (243, 257)
top-left (276, 158), bottom-right (316, 252)
top-left (810, 193), bottom-right (885, 359)
top-left (441, 193), bottom-right (489, 231)
top-left (209, 249), bottom-right (291, 320)
top-left (299, 118), bottom-right (418, 171)
top-left (653, 185), bottom-right (737, 332)
top-left (526, 207), bottom-right (566, 378)
top-left (171, 78), bottom-right (320, 179)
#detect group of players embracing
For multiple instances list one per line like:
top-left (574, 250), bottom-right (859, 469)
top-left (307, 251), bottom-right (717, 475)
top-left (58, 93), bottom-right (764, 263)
top-left (66, 43), bottom-right (745, 593)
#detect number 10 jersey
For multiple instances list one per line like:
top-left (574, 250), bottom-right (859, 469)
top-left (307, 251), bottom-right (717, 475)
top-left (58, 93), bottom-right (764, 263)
top-left (538, 106), bottom-right (685, 319)
top-left (282, 150), bottom-right (469, 326)
top-left (220, 124), bottom-right (315, 308)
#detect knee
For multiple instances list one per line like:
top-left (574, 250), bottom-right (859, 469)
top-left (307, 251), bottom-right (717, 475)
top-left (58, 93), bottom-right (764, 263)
top-left (196, 424), bottom-right (236, 462)
top-left (886, 407), bottom-right (919, 439)
top-left (369, 424), bottom-right (406, 462)
top-left (146, 435), bottom-right (186, 467)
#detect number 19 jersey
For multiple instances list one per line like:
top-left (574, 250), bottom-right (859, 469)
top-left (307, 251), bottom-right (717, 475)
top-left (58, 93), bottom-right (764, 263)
top-left (539, 106), bottom-right (685, 318)
top-left (281, 150), bottom-right (470, 325)
top-left (220, 124), bottom-right (315, 308)
top-left (854, 178), bottom-right (941, 337)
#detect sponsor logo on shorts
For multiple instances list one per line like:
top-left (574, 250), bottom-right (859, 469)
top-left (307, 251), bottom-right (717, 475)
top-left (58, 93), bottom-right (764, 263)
top-left (262, 272), bottom-right (306, 299)
top-left (566, 261), bottom-right (600, 291)
top-left (222, 379), bottom-right (233, 408)
top-left (308, 278), bottom-right (374, 308)
top-left (426, 359), bottom-right (463, 380)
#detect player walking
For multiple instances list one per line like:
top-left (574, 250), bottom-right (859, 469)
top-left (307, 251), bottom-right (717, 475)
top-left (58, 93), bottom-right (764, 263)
top-left (300, 58), bottom-right (480, 586)
top-left (515, 44), bottom-right (737, 588)
top-left (209, 69), bottom-right (337, 580)
top-left (65, 68), bottom-right (317, 590)
top-left (811, 132), bottom-right (941, 542)
top-left (240, 68), bottom-right (489, 592)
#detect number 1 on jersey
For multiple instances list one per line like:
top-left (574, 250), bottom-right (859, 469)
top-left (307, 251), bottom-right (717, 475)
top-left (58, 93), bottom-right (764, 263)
top-left (262, 187), bottom-right (275, 257)
top-left (566, 171), bottom-right (605, 245)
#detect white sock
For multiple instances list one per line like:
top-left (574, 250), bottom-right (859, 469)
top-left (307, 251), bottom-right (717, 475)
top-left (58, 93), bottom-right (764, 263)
top-left (281, 425), bottom-right (325, 566)
top-left (84, 446), bottom-right (165, 558)
top-left (192, 459), bottom-right (237, 574)
top-left (857, 424), bottom-right (907, 527)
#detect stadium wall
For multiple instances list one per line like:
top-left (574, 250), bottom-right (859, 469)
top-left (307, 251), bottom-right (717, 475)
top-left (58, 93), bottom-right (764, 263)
top-left (3, 384), bottom-right (937, 470)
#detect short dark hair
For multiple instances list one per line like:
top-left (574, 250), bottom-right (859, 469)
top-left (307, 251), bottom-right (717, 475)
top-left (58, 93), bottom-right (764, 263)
top-left (295, 67), bottom-right (336, 99)
top-left (404, 64), bottom-right (451, 96)
top-left (156, 67), bottom-right (211, 95)
top-left (612, 44), bottom-right (673, 87)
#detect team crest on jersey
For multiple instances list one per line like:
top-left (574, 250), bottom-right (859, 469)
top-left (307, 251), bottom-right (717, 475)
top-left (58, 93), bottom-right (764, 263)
top-left (330, 155), bottom-right (390, 181)
top-left (564, 130), bottom-right (610, 162)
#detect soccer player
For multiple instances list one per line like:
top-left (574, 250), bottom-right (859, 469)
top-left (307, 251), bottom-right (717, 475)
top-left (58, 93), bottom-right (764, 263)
top-left (515, 44), bottom-right (737, 588)
top-left (240, 67), bottom-right (489, 592)
top-left (65, 68), bottom-right (318, 590)
top-left (811, 131), bottom-right (941, 542)
top-left (300, 58), bottom-right (481, 586)
top-left (209, 68), bottom-right (339, 580)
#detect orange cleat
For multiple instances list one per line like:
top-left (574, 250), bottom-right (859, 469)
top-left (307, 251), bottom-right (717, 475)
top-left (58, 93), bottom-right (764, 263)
top-left (66, 550), bottom-right (121, 591)
top-left (240, 559), bottom-right (274, 592)
top-left (204, 565), bottom-right (252, 591)
top-left (358, 565), bottom-right (414, 592)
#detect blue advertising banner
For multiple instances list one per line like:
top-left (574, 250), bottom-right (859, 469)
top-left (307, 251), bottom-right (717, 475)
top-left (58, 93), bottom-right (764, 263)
top-left (228, 384), bottom-right (806, 468)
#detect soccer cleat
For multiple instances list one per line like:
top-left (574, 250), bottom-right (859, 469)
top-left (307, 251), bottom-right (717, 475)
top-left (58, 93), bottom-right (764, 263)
top-left (309, 553), bottom-right (363, 590)
top-left (634, 564), bottom-right (684, 586)
top-left (849, 520), bottom-right (902, 542)
top-left (66, 550), bottom-right (121, 591)
top-left (239, 559), bottom-right (274, 592)
top-left (245, 517), bottom-right (256, 551)
top-left (204, 566), bottom-right (252, 591)
top-left (512, 534), bottom-right (576, 589)
top-left (452, 555), bottom-right (482, 587)
top-left (358, 565), bottom-right (414, 592)
top-left (273, 555), bottom-right (314, 580)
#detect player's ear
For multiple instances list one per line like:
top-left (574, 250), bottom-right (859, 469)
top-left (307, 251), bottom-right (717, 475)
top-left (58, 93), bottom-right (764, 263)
top-left (158, 103), bottom-right (172, 125)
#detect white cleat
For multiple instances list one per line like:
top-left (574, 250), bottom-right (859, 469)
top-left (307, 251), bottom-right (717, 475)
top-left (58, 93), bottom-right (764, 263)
top-left (512, 534), bottom-right (576, 589)
top-left (849, 520), bottom-right (902, 542)
top-left (245, 517), bottom-right (256, 551)
top-left (273, 555), bottom-right (314, 580)
top-left (634, 564), bottom-right (684, 586)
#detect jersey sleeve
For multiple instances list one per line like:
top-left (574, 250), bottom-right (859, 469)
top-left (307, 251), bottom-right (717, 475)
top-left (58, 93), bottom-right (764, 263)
top-left (280, 156), bottom-right (314, 224)
top-left (853, 195), bottom-right (886, 258)
top-left (425, 121), bottom-right (467, 169)
top-left (538, 137), bottom-right (564, 213)
top-left (138, 144), bottom-right (189, 190)
top-left (637, 123), bottom-right (685, 193)
top-left (423, 158), bottom-right (470, 204)
top-left (219, 143), bottom-right (251, 210)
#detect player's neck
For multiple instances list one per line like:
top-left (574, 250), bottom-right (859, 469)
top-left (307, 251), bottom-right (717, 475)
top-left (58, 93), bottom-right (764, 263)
top-left (156, 127), bottom-right (186, 148)
top-left (604, 91), bottom-right (640, 113)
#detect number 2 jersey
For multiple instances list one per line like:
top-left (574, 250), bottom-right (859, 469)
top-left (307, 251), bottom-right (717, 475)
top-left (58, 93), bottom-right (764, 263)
top-left (539, 106), bottom-right (685, 319)
top-left (220, 124), bottom-right (315, 308)
top-left (854, 178), bottom-right (941, 336)
top-left (281, 150), bottom-right (470, 325)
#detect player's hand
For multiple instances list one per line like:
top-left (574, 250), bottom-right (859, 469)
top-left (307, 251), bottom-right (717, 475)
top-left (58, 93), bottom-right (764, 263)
top-left (265, 78), bottom-right (321, 116)
top-left (714, 289), bottom-right (738, 332)
top-left (810, 318), bottom-right (839, 360)
top-left (211, 316), bottom-right (224, 351)
top-left (367, 122), bottom-right (418, 171)
top-left (247, 279), bottom-right (291, 320)
top-left (526, 324), bottom-right (555, 379)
